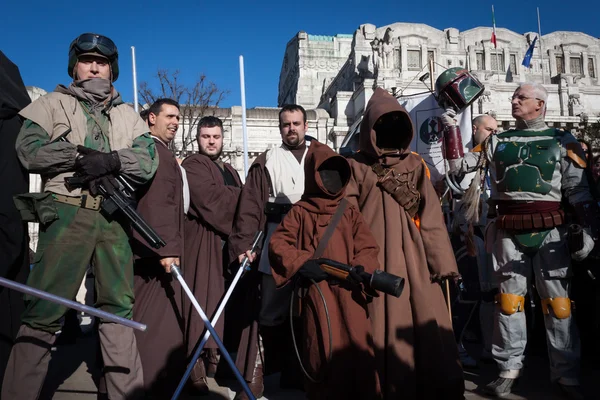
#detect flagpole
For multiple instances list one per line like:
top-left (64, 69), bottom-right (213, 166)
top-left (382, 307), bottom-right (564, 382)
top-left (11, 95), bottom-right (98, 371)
top-left (537, 7), bottom-right (545, 85)
top-left (491, 5), bottom-right (499, 83)
top-left (239, 55), bottom-right (249, 177)
top-left (131, 46), bottom-right (139, 113)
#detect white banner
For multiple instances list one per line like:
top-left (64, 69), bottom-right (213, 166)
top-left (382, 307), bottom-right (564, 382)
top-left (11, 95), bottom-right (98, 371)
top-left (398, 93), bottom-right (473, 182)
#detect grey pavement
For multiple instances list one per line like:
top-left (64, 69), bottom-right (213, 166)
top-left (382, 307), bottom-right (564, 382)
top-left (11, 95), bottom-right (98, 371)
top-left (44, 334), bottom-right (599, 400)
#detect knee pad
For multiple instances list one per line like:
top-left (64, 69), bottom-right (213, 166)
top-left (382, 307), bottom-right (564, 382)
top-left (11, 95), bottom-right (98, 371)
top-left (495, 293), bottom-right (525, 315)
top-left (541, 297), bottom-right (571, 319)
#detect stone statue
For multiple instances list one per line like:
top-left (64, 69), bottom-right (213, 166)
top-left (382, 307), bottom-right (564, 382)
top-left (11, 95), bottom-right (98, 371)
top-left (371, 38), bottom-right (382, 69)
top-left (381, 28), bottom-right (395, 69)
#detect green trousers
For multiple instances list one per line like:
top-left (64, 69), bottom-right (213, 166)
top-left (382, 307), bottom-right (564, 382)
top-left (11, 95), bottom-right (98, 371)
top-left (23, 201), bottom-right (134, 333)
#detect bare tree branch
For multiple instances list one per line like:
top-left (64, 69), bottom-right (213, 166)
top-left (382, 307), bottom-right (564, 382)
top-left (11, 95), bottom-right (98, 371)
top-left (138, 69), bottom-right (229, 155)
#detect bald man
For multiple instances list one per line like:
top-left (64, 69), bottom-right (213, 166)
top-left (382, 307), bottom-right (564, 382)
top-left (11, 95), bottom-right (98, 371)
top-left (472, 114), bottom-right (498, 146)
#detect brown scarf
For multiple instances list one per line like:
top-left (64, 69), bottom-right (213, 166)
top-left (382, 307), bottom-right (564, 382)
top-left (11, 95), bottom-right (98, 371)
top-left (56, 78), bottom-right (119, 113)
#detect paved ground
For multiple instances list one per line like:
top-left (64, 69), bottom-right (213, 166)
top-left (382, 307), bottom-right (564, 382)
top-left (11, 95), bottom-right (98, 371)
top-left (41, 333), bottom-right (600, 400)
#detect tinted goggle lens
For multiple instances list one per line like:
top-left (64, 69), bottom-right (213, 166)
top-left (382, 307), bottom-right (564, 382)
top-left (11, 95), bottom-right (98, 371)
top-left (75, 34), bottom-right (117, 59)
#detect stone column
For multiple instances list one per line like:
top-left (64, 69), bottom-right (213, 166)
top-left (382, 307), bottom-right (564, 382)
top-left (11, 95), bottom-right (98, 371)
top-left (400, 39), bottom-right (408, 75)
top-left (564, 50), bottom-right (571, 74)
top-left (484, 47), bottom-right (490, 71)
top-left (421, 44), bottom-right (428, 72)
top-left (582, 52), bottom-right (589, 77)
top-left (548, 49), bottom-right (556, 76)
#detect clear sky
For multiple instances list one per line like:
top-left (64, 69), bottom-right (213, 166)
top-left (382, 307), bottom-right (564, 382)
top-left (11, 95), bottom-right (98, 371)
top-left (2, 0), bottom-right (599, 108)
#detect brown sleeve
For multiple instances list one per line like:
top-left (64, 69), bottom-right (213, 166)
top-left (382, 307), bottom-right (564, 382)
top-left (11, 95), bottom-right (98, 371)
top-left (268, 207), bottom-right (312, 287)
top-left (134, 153), bottom-right (181, 258)
top-left (183, 156), bottom-right (241, 237)
top-left (228, 162), bottom-right (268, 261)
top-left (416, 163), bottom-right (459, 280)
top-left (345, 167), bottom-right (361, 208)
top-left (348, 206), bottom-right (380, 274)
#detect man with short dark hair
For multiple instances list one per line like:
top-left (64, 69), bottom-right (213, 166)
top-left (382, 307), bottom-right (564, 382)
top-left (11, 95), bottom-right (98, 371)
top-left (227, 104), bottom-right (332, 399)
top-left (182, 115), bottom-right (243, 394)
top-left (3, 33), bottom-right (157, 399)
top-left (131, 98), bottom-right (186, 397)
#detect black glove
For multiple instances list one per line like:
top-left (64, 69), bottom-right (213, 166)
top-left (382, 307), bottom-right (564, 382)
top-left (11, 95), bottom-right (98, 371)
top-left (298, 259), bottom-right (328, 282)
top-left (348, 265), bottom-right (366, 285)
top-left (75, 145), bottom-right (121, 180)
top-left (88, 175), bottom-right (119, 197)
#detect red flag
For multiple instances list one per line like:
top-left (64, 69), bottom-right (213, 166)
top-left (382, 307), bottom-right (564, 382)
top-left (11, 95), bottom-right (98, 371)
top-left (491, 5), bottom-right (497, 48)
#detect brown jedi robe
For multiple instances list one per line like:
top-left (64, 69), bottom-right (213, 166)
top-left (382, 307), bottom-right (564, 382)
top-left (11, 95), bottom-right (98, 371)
top-left (132, 138), bottom-right (186, 396)
top-left (227, 139), bottom-right (332, 380)
top-left (269, 147), bottom-right (382, 400)
top-left (182, 154), bottom-right (242, 354)
top-left (346, 88), bottom-right (464, 399)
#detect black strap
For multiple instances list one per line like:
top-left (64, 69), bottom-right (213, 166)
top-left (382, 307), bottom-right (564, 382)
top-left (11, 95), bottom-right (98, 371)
top-left (312, 198), bottom-right (349, 259)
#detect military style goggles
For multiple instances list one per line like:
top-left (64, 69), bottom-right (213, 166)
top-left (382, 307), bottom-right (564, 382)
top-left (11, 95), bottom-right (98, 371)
top-left (73, 33), bottom-right (118, 60)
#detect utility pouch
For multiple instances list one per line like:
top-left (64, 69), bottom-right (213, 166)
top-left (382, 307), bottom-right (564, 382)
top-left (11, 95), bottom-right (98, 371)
top-left (372, 163), bottom-right (420, 217)
top-left (13, 192), bottom-right (59, 224)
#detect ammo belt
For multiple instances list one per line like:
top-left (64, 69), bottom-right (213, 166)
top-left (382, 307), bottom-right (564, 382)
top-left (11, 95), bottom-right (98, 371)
top-left (496, 209), bottom-right (565, 231)
top-left (265, 202), bottom-right (293, 223)
top-left (53, 192), bottom-right (103, 211)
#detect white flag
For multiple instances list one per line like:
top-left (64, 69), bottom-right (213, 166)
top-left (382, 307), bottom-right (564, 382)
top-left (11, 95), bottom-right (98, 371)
top-left (398, 93), bottom-right (473, 182)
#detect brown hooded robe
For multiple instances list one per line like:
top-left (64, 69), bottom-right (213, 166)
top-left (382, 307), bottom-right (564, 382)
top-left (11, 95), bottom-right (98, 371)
top-left (346, 88), bottom-right (464, 399)
top-left (182, 154), bottom-right (242, 355)
top-left (226, 139), bottom-right (331, 380)
top-left (269, 147), bottom-right (382, 400)
top-left (132, 138), bottom-right (186, 396)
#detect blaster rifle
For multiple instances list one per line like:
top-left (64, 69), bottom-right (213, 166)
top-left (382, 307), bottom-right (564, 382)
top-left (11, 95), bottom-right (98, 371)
top-left (317, 258), bottom-right (405, 298)
top-left (58, 136), bottom-right (166, 249)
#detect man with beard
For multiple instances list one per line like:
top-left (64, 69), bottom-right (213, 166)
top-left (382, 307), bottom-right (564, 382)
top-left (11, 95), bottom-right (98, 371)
top-left (0, 50), bottom-right (31, 393)
top-left (181, 116), bottom-right (243, 394)
top-left (131, 98), bottom-right (186, 398)
top-left (345, 88), bottom-right (464, 399)
top-left (2, 33), bottom-right (157, 399)
top-left (227, 104), bottom-right (331, 399)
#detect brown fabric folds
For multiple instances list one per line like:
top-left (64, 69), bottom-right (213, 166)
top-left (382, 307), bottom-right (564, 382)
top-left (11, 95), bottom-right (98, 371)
top-left (346, 88), bottom-right (464, 399)
top-left (269, 145), bottom-right (383, 399)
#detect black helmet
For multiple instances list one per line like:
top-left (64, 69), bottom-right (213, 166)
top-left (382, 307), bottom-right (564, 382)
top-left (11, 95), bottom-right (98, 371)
top-left (68, 33), bottom-right (119, 82)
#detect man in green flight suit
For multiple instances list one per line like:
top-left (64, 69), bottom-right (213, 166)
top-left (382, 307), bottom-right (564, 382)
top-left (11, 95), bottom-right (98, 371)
top-left (2, 33), bottom-right (158, 399)
top-left (446, 82), bottom-right (595, 399)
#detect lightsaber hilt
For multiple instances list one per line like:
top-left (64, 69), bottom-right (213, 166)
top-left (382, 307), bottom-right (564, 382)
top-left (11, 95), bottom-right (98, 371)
top-left (240, 231), bottom-right (264, 272)
top-left (170, 265), bottom-right (256, 400)
top-left (0, 276), bottom-right (146, 331)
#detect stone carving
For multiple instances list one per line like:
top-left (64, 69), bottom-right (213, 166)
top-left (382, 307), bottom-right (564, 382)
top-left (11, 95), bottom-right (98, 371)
top-left (371, 38), bottom-right (382, 69)
top-left (381, 28), bottom-right (395, 69)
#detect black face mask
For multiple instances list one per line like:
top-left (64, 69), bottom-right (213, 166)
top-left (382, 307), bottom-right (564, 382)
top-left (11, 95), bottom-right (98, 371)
top-left (374, 112), bottom-right (408, 151)
top-left (319, 169), bottom-right (344, 194)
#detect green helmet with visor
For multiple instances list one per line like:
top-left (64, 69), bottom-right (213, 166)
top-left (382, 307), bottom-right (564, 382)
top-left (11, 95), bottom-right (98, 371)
top-left (68, 33), bottom-right (119, 82)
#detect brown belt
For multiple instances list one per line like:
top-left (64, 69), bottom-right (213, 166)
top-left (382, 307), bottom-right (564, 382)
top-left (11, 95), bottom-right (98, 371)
top-left (496, 210), bottom-right (565, 231)
top-left (53, 193), bottom-right (103, 211)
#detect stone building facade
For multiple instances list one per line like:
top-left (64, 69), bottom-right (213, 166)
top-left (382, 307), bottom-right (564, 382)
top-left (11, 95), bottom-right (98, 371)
top-left (278, 23), bottom-right (600, 149)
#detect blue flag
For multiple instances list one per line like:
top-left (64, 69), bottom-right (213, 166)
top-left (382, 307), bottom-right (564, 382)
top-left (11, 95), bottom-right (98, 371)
top-left (522, 36), bottom-right (538, 68)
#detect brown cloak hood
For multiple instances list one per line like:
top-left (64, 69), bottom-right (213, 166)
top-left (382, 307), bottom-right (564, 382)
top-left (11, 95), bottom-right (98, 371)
top-left (297, 145), bottom-right (350, 215)
top-left (359, 87), bottom-right (414, 164)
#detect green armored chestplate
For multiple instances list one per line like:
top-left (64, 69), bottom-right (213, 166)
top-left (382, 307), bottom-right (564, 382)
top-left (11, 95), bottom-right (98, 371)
top-left (493, 129), bottom-right (561, 195)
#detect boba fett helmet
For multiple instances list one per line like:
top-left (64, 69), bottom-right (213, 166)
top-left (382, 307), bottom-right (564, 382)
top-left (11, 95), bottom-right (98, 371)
top-left (68, 33), bottom-right (119, 82)
top-left (435, 67), bottom-right (484, 113)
